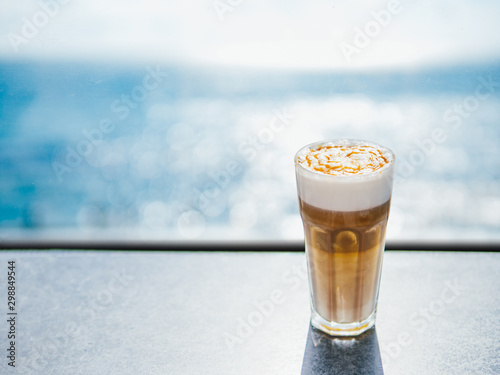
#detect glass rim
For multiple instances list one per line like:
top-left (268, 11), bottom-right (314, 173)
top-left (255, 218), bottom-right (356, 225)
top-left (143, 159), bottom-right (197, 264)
top-left (294, 138), bottom-right (396, 179)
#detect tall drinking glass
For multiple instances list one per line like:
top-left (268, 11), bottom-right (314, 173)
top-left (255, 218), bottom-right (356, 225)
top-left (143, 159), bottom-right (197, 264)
top-left (295, 139), bottom-right (395, 336)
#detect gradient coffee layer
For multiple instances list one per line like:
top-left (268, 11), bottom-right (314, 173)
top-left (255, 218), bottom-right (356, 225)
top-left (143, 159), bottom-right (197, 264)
top-left (300, 199), bottom-right (390, 323)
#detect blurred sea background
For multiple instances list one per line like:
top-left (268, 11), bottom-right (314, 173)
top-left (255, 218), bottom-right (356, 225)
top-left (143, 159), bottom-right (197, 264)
top-left (1, 0), bottom-right (500, 244)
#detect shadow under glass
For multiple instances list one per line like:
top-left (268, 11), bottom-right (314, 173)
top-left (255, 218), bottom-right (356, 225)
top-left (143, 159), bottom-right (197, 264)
top-left (301, 325), bottom-right (384, 375)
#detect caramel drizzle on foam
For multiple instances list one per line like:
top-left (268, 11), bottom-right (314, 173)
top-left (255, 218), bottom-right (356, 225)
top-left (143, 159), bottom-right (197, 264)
top-left (299, 145), bottom-right (389, 176)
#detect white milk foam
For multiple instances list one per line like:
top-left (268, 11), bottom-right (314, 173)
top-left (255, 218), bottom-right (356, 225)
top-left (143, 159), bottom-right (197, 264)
top-left (295, 140), bottom-right (395, 212)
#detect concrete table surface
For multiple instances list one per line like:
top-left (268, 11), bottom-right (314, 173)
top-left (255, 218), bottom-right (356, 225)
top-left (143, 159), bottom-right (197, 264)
top-left (0, 250), bottom-right (498, 374)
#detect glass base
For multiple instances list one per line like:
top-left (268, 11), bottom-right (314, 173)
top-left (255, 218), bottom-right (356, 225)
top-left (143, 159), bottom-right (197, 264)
top-left (310, 309), bottom-right (377, 337)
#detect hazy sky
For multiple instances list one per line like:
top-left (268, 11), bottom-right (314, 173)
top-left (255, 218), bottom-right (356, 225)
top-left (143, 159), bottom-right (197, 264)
top-left (1, 0), bottom-right (499, 70)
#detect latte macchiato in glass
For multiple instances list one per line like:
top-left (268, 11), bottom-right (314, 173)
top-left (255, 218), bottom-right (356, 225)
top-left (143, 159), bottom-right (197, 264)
top-left (295, 140), bottom-right (395, 336)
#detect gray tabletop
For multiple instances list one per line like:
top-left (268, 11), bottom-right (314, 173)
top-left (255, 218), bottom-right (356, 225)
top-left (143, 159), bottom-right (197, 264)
top-left (0, 250), bottom-right (498, 375)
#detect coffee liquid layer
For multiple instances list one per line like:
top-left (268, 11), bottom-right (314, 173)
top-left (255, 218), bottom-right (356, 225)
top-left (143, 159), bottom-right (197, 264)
top-left (300, 198), bottom-right (391, 323)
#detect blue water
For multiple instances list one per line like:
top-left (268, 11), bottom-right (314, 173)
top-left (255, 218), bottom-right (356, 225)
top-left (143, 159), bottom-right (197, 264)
top-left (1, 61), bottom-right (499, 241)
